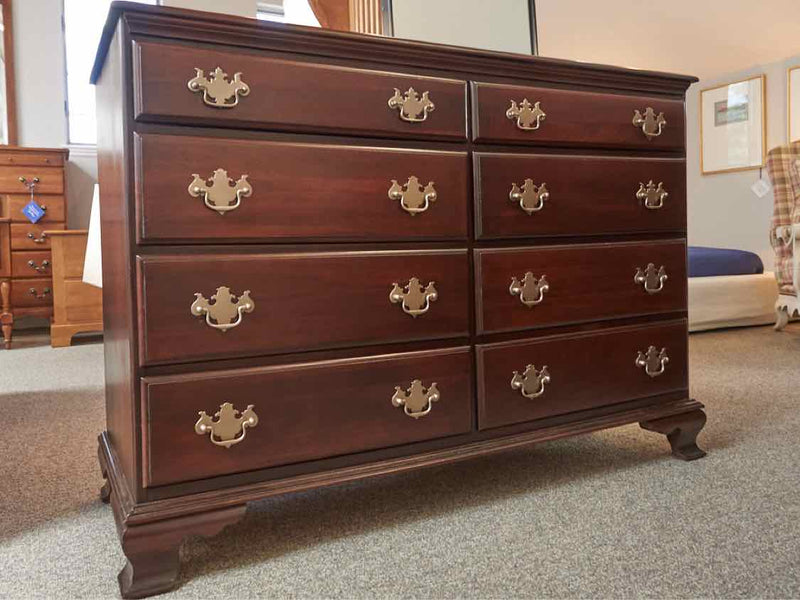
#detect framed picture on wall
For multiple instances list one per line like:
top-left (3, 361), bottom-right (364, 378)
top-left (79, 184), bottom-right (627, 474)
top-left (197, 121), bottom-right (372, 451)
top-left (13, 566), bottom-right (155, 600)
top-left (700, 75), bottom-right (766, 175)
top-left (789, 66), bottom-right (800, 143)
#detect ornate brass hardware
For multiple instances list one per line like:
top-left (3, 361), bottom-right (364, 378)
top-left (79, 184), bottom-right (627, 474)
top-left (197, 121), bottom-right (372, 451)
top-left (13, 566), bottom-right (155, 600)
top-left (509, 272), bottom-right (549, 307)
top-left (18, 176), bottom-right (40, 189)
top-left (190, 286), bottom-right (255, 332)
top-left (509, 179), bottom-right (549, 214)
top-left (187, 67), bottom-right (250, 108)
top-left (388, 177), bottom-right (437, 215)
top-left (188, 169), bottom-right (252, 215)
top-left (636, 346), bottom-right (669, 377)
top-left (634, 263), bottom-right (667, 294)
top-left (27, 259), bottom-right (50, 273)
top-left (391, 380), bottom-right (440, 419)
top-left (632, 107), bottom-right (666, 139)
top-left (27, 232), bottom-right (47, 244)
top-left (506, 99), bottom-right (546, 131)
top-left (636, 180), bottom-right (668, 210)
top-left (387, 87), bottom-right (435, 123)
top-left (510, 364), bottom-right (550, 399)
top-left (29, 287), bottom-right (51, 300)
top-left (389, 277), bottom-right (437, 317)
top-left (195, 402), bottom-right (258, 448)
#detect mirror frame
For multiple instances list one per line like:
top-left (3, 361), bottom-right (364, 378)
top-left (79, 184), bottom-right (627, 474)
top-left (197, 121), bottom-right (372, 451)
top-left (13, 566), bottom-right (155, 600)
top-left (0, 0), bottom-right (16, 145)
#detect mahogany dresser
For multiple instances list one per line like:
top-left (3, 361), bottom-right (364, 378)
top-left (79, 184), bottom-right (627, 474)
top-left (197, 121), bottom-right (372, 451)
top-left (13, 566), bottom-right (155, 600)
top-left (92, 3), bottom-right (704, 597)
top-left (0, 146), bottom-right (69, 348)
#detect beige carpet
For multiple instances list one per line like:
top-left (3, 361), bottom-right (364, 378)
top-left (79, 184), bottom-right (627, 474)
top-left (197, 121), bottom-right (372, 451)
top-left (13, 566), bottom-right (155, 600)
top-left (1, 325), bottom-right (799, 599)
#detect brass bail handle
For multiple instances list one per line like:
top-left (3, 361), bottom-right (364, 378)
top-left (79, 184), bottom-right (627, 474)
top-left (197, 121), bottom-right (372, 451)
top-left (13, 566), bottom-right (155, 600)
top-left (510, 364), bottom-right (550, 399)
top-left (635, 346), bottom-right (669, 377)
top-left (195, 402), bottom-right (259, 448)
top-left (391, 380), bottom-right (440, 419)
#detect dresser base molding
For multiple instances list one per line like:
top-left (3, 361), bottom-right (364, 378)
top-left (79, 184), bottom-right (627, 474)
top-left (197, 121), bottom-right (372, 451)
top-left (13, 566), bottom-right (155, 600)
top-left (98, 397), bottom-right (704, 598)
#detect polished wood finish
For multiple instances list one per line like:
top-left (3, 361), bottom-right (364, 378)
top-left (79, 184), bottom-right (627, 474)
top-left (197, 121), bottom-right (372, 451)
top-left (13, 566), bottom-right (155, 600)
top-left (92, 4), bottom-right (702, 597)
top-left (138, 250), bottom-right (470, 365)
top-left (641, 409), bottom-right (707, 460)
top-left (0, 146), bottom-right (68, 348)
top-left (136, 133), bottom-right (469, 243)
top-left (144, 347), bottom-right (472, 486)
top-left (48, 230), bottom-right (103, 347)
top-left (475, 240), bottom-right (687, 333)
top-left (474, 153), bottom-right (686, 239)
top-left (477, 320), bottom-right (688, 430)
top-left (133, 39), bottom-right (467, 141)
top-left (472, 82), bottom-right (686, 149)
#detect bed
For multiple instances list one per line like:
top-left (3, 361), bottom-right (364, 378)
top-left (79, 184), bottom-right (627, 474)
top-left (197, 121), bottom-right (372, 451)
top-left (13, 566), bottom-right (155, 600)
top-left (687, 246), bottom-right (778, 332)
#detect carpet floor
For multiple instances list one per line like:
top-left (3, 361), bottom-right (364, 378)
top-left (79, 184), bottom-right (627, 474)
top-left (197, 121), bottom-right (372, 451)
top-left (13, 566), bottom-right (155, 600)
top-left (1, 325), bottom-right (799, 599)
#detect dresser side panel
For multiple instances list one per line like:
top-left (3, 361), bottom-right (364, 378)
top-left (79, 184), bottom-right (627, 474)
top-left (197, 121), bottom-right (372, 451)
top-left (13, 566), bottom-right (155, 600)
top-left (96, 24), bottom-right (139, 497)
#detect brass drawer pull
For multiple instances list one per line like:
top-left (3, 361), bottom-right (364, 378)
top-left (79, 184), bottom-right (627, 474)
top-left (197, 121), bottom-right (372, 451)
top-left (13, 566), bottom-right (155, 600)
top-left (195, 402), bottom-right (258, 448)
top-left (506, 98), bottom-right (545, 131)
top-left (636, 180), bottom-right (668, 210)
top-left (27, 231), bottom-right (47, 244)
top-left (18, 176), bottom-right (40, 189)
top-left (391, 380), bottom-right (440, 419)
top-left (190, 286), bottom-right (255, 332)
top-left (636, 346), bottom-right (669, 377)
top-left (634, 263), bottom-right (667, 294)
top-left (388, 177), bottom-right (437, 215)
top-left (389, 277), bottom-right (437, 317)
top-left (188, 169), bottom-right (252, 215)
top-left (27, 259), bottom-right (50, 273)
top-left (388, 87), bottom-right (435, 123)
top-left (509, 179), bottom-right (549, 214)
top-left (632, 107), bottom-right (666, 139)
top-left (187, 67), bottom-right (250, 108)
top-left (29, 287), bottom-right (51, 299)
top-left (511, 364), bottom-right (550, 399)
top-left (509, 272), bottom-right (549, 307)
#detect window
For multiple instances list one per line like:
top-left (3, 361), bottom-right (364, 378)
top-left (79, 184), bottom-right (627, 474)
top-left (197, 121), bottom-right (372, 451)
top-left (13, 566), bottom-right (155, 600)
top-left (257, 1), bottom-right (285, 22)
top-left (63, 0), bottom-right (156, 145)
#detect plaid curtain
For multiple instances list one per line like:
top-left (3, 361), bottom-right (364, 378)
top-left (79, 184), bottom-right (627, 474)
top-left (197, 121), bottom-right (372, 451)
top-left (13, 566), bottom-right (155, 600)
top-left (766, 142), bottom-right (800, 294)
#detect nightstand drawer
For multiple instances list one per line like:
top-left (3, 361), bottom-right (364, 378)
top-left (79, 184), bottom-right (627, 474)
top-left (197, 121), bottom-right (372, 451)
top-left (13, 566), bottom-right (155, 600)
top-left (142, 346), bottom-right (473, 487)
top-left (136, 133), bottom-right (469, 243)
top-left (10, 277), bottom-right (53, 308)
top-left (477, 321), bottom-right (688, 430)
top-left (2, 195), bottom-right (65, 223)
top-left (133, 39), bottom-right (467, 140)
top-left (11, 251), bottom-right (52, 277)
top-left (0, 167), bottom-right (65, 194)
top-left (138, 250), bottom-right (470, 365)
top-left (475, 240), bottom-right (686, 334)
top-left (472, 82), bottom-right (685, 150)
top-left (474, 153), bottom-right (686, 239)
top-left (10, 223), bottom-right (64, 250)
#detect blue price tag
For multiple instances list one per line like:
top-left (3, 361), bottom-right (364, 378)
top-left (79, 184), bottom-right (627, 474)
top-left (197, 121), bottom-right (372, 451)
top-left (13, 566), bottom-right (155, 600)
top-left (22, 200), bottom-right (45, 224)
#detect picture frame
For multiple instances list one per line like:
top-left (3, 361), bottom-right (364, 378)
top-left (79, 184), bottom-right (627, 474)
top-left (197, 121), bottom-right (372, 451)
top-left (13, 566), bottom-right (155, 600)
top-left (700, 74), bottom-right (766, 175)
top-left (789, 66), bottom-right (800, 143)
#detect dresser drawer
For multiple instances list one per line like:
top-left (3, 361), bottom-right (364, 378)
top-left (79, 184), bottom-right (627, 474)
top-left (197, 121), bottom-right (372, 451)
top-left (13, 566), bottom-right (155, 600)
top-left (10, 223), bottom-right (64, 250)
top-left (10, 277), bottom-right (53, 308)
top-left (475, 240), bottom-right (686, 333)
top-left (138, 250), bottom-right (470, 365)
top-left (0, 151), bottom-right (66, 168)
top-left (1, 195), bottom-right (65, 223)
top-left (0, 220), bottom-right (9, 278)
top-left (11, 251), bottom-right (52, 277)
top-left (133, 39), bottom-right (467, 141)
top-left (136, 133), bottom-right (469, 243)
top-left (474, 153), bottom-right (685, 239)
top-left (477, 321), bottom-right (687, 430)
top-left (471, 82), bottom-right (685, 150)
top-left (0, 166), bottom-right (64, 194)
top-left (143, 346), bottom-right (473, 487)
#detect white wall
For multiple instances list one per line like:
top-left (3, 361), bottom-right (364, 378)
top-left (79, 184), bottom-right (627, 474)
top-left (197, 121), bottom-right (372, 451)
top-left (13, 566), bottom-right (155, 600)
top-left (160, 0), bottom-right (255, 18)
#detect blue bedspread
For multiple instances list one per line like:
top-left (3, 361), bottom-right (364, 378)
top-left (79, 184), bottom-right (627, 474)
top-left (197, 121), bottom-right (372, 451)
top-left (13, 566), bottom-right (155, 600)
top-left (688, 246), bottom-right (764, 278)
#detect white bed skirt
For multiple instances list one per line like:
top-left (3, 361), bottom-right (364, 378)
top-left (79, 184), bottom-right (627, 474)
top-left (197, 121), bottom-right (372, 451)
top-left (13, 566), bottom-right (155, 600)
top-left (688, 272), bottom-right (779, 332)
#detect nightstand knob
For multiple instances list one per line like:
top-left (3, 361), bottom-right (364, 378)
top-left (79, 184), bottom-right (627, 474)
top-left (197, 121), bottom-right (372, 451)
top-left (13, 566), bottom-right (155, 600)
top-left (188, 169), bottom-right (252, 215)
top-left (506, 98), bottom-right (546, 131)
top-left (511, 364), bottom-right (550, 399)
top-left (636, 180), bottom-right (668, 210)
top-left (632, 107), bottom-right (666, 139)
top-left (509, 179), bottom-right (548, 214)
top-left (634, 263), bottom-right (667, 294)
top-left (388, 177), bottom-right (436, 215)
top-left (391, 380), bottom-right (439, 419)
top-left (195, 402), bottom-right (258, 448)
top-left (28, 287), bottom-right (51, 299)
top-left (388, 87), bottom-right (435, 123)
top-left (190, 286), bottom-right (255, 331)
top-left (636, 346), bottom-right (669, 377)
top-left (187, 67), bottom-right (250, 108)
top-left (27, 259), bottom-right (50, 273)
top-left (509, 272), bottom-right (548, 307)
top-left (389, 277), bottom-right (437, 317)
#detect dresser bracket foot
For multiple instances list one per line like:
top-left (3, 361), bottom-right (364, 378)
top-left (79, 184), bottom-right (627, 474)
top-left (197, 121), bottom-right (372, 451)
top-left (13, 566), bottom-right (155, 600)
top-left (117, 505), bottom-right (247, 599)
top-left (640, 408), bottom-right (707, 460)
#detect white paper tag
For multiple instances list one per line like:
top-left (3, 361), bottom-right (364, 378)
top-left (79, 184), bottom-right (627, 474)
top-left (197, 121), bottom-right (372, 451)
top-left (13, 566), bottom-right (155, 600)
top-left (751, 178), bottom-right (771, 198)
